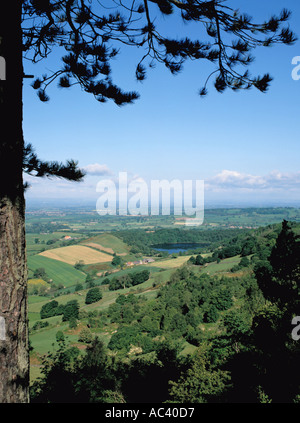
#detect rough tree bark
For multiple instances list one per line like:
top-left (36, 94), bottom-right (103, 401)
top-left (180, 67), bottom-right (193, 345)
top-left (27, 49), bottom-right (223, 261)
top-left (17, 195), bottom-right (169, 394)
top-left (0, 1), bottom-right (29, 402)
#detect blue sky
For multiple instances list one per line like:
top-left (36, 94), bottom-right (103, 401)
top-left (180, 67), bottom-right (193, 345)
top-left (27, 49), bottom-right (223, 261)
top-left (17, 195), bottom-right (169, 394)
top-left (23, 0), bottom-right (300, 207)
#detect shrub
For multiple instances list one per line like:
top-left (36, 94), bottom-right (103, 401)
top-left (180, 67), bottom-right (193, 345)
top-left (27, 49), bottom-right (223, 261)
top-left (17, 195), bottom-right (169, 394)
top-left (78, 327), bottom-right (93, 343)
top-left (85, 287), bottom-right (103, 304)
top-left (40, 300), bottom-right (63, 319)
top-left (56, 331), bottom-right (65, 343)
top-left (211, 289), bottom-right (233, 311)
top-left (69, 317), bottom-right (77, 329)
top-left (204, 305), bottom-right (219, 323)
top-left (62, 300), bottom-right (80, 322)
top-left (32, 321), bottom-right (49, 331)
top-left (75, 283), bottom-right (83, 291)
top-left (108, 325), bottom-right (140, 351)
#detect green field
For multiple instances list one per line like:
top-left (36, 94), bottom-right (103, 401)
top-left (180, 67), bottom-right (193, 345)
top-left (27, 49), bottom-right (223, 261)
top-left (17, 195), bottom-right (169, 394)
top-left (27, 248), bottom-right (244, 385)
top-left (27, 248), bottom-right (250, 384)
top-left (200, 255), bottom-right (242, 274)
top-left (81, 233), bottom-right (130, 255)
top-left (26, 231), bottom-right (87, 256)
top-left (25, 206), bottom-right (300, 234)
top-left (27, 255), bottom-right (86, 287)
top-left (24, 206), bottom-right (300, 397)
top-left (27, 269), bottom-right (165, 362)
top-left (151, 255), bottom-right (193, 269)
top-left (29, 320), bottom-right (79, 355)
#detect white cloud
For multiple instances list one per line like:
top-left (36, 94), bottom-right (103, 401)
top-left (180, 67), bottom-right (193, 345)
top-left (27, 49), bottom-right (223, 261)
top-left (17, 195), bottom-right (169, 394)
top-left (206, 170), bottom-right (300, 191)
top-left (82, 163), bottom-right (114, 176)
top-left (24, 167), bottom-right (300, 203)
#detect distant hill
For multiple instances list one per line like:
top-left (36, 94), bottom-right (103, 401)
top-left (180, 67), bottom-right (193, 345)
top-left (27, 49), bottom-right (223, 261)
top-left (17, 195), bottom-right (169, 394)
top-left (80, 233), bottom-right (130, 255)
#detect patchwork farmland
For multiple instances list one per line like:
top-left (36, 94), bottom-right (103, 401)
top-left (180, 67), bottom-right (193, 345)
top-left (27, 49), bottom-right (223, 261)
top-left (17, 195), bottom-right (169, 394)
top-left (27, 255), bottom-right (87, 287)
top-left (26, 232), bottom-right (135, 291)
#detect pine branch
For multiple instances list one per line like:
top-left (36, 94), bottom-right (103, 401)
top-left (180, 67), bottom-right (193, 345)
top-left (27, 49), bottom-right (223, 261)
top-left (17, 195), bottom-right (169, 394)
top-left (22, 0), bottom-right (297, 99)
top-left (23, 143), bottom-right (85, 183)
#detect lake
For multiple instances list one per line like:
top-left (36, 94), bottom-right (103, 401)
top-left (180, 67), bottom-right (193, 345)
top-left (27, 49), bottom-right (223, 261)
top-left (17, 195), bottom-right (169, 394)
top-left (152, 243), bottom-right (209, 254)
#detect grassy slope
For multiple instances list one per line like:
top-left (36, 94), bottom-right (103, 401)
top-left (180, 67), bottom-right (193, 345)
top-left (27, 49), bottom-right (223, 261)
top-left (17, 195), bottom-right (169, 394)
top-left (151, 255), bottom-right (193, 269)
top-left (27, 224), bottom-right (266, 383)
top-left (28, 251), bottom-right (242, 357)
top-left (200, 255), bottom-right (242, 274)
top-left (26, 231), bottom-right (87, 256)
top-left (81, 233), bottom-right (130, 255)
top-left (27, 255), bottom-right (86, 287)
top-left (28, 271), bottom-right (164, 367)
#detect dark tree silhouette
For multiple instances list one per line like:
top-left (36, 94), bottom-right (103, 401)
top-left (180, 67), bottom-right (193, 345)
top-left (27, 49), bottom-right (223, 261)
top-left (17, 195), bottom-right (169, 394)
top-left (269, 220), bottom-right (300, 292)
top-left (0, 0), bottom-right (297, 402)
top-left (251, 222), bottom-right (300, 402)
top-left (256, 220), bottom-right (300, 306)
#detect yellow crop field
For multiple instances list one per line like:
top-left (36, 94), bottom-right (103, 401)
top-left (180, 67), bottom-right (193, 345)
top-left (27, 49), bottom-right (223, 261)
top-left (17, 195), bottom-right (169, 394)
top-left (28, 278), bottom-right (49, 287)
top-left (39, 245), bottom-right (112, 265)
top-left (151, 255), bottom-right (192, 269)
top-left (83, 242), bottom-right (114, 255)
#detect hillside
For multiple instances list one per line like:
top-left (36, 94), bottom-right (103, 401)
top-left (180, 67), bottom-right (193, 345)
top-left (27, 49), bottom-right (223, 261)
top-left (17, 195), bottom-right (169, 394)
top-left (27, 255), bottom-right (86, 287)
top-left (27, 217), bottom-right (300, 403)
top-left (80, 233), bottom-right (130, 255)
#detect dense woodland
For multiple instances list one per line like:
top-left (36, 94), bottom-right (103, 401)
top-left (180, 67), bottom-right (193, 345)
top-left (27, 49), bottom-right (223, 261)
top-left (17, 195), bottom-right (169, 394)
top-left (115, 227), bottom-right (250, 255)
top-left (29, 220), bottom-right (300, 403)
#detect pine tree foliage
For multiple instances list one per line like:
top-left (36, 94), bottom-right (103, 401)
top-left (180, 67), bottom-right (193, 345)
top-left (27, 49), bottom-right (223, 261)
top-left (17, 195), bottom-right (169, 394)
top-left (255, 220), bottom-right (300, 306)
top-left (22, 0), bottom-right (296, 102)
top-left (23, 143), bottom-right (85, 183)
top-left (20, 1), bottom-right (296, 182)
top-left (269, 220), bottom-right (300, 287)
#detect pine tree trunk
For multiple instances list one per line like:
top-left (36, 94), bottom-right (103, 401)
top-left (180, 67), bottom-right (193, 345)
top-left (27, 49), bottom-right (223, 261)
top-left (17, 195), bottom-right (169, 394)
top-left (0, 1), bottom-right (29, 402)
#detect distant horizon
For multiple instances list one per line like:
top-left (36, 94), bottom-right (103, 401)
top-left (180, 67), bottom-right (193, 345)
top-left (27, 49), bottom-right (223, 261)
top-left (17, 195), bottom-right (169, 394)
top-left (25, 197), bottom-right (300, 210)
